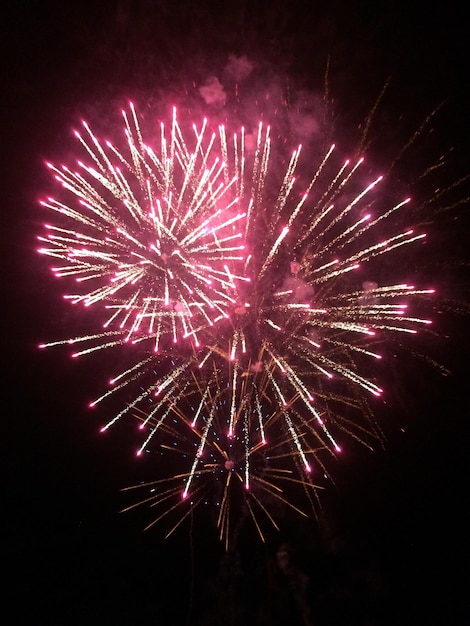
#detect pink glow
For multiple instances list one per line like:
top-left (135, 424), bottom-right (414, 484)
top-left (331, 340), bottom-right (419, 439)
top-left (36, 105), bottom-right (438, 522)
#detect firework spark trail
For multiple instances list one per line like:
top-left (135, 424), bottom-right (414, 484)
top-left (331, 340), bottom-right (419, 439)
top-left (123, 367), bottom-right (330, 545)
top-left (39, 105), bottom-right (436, 542)
top-left (39, 105), bottom-right (249, 352)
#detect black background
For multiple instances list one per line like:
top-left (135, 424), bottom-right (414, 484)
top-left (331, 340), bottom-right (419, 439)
top-left (2, 2), bottom-right (469, 624)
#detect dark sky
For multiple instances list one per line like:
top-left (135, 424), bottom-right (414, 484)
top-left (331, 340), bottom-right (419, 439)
top-left (2, 2), bottom-right (470, 624)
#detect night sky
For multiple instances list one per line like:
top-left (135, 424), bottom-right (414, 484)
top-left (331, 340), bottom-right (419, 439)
top-left (2, 2), bottom-right (470, 624)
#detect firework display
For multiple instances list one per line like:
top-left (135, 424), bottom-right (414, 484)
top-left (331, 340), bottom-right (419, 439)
top-left (38, 104), bottom-right (434, 543)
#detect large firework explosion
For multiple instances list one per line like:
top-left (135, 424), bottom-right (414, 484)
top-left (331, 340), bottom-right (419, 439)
top-left (38, 99), bottom-right (437, 545)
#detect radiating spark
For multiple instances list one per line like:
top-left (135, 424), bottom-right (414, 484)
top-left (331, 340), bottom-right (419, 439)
top-left (39, 104), bottom-right (437, 545)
